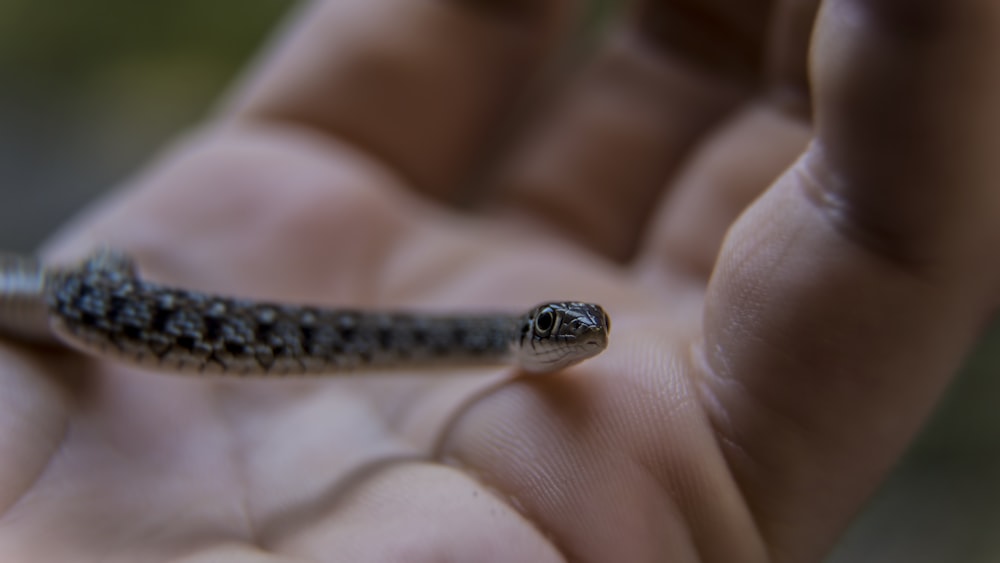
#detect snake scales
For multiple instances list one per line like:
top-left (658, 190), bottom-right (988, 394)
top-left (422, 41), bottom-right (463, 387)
top-left (0, 249), bottom-right (609, 375)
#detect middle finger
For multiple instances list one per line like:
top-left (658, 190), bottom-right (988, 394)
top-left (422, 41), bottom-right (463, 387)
top-left (487, 0), bottom-right (777, 262)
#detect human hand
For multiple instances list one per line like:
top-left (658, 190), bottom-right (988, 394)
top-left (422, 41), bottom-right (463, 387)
top-left (2, 1), bottom-right (998, 561)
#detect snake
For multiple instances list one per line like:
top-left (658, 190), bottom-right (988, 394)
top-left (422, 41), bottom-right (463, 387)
top-left (0, 249), bottom-right (610, 376)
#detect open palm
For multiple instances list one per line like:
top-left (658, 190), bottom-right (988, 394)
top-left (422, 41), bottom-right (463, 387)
top-left (2, 1), bottom-right (998, 561)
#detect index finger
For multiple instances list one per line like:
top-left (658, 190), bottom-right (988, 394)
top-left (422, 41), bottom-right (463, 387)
top-left (224, 0), bottom-right (577, 201)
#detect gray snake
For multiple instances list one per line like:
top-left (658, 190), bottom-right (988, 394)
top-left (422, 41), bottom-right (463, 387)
top-left (0, 249), bottom-right (609, 375)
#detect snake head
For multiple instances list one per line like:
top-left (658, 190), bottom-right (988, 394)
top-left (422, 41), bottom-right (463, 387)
top-left (517, 301), bottom-right (610, 373)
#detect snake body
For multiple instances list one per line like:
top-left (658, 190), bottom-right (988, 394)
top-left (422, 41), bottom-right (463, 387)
top-left (0, 250), bottom-right (609, 375)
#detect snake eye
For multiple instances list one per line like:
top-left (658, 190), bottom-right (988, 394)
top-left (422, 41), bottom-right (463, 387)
top-left (533, 309), bottom-right (555, 335)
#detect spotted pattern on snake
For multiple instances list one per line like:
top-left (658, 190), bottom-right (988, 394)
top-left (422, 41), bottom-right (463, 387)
top-left (0, 250), bottom-right (609, 376)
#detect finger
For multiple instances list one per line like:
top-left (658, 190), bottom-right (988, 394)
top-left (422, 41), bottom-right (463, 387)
top-left (635, 105), bottom-right (813, 282)
top-left (636, 0), bottom-right (819, 281)
top-left (701, 0), bottom-right (1000, 559)
top-left (487, 1), bottom-right (777, 261)
top-left (225, 0), bottom-right (576, 200)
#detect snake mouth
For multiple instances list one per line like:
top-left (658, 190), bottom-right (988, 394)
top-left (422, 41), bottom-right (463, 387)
top-left (575, 333), bottom-right (608, 360)
top-left (583, 325), bottom-right (609, 348)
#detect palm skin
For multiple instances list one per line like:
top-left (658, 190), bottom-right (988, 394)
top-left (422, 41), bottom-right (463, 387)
top-left (1, 1), bottom-right (999, 561)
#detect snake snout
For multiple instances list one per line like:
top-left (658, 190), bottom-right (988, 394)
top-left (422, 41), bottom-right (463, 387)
top-left (569, 304), bottom-right (609, 354)
top-left (579, 325), bottom-right (608, 354)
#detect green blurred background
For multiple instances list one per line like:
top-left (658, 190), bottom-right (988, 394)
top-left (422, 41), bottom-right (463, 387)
top-left (0, 1), bottom-right (997, 560)
top-left (0, 0), bottom-right (291, 250)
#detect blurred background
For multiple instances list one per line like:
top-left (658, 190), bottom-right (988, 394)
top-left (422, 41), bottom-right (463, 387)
top-left (0, 1), bottom-right (997, 560)
top-left (0, 0), bottom-right (291, 251)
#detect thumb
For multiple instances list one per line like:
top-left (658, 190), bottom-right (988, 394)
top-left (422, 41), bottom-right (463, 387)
top-left (701, 0), bottom-right (1000, 559)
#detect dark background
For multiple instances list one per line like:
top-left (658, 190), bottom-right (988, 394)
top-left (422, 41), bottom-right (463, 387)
top-left (1, 1), bottom-right (997, 560)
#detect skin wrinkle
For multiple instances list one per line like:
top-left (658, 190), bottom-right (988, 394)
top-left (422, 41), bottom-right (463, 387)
top-left (698, 199), bottom-right (867, 555)
top-left (716, 171), bottom-right (988, 556)
top-left (0, 347), bottom-right (98, 523)
top-left (703, 394), bottom-right (805, 563)
top-left (694, 327), bottom-right (798, 535)
top-left (707, 290), bottom-right (858, 453)
top-left (0, 394), bottom-right (70, 522)
top-left (255, 455), bottom-right (427, 551)
top-left (225, 387), bottom-right (437, 545)
top-left (796, 147), bottom-right (943, 277)
top-left (448, 387), bottom-right (597, 559)
top-left (439, 440), bottom-right (569, 560)
top-left (446, 345), bottom-right (742, 562)
top-left (208, 387), bottom-right (261, 549)
top-left (620, 357), bottom-right (752, 561)
top-left (603, 380), bottom-right (740, 561)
